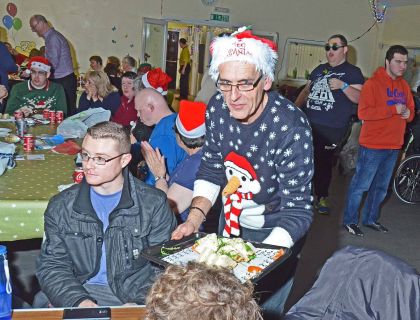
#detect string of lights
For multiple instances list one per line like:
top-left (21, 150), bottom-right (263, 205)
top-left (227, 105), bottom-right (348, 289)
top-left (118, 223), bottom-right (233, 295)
top-left (276, 0), bottom-right (389, 80)
top-left (370, 0), bottom-right (387, 23)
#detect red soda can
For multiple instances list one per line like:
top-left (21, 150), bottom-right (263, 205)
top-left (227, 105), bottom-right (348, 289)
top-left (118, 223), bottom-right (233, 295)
top-left (56, 110), bottom-right (64, 123)
top-left (73, 168), bottom-right (84, 184)
top-left (43, 108), bottom-right (50, 119)
top-left (49, 110), bottom-right (56, 124)
top-left (23, 134), bottom-right (34, 151)
top-left (14, 110), bottom-right (23, 120)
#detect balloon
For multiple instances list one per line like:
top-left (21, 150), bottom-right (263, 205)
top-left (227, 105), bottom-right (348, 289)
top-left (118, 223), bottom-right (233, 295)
top-left (2, 15), bottom-right (13, 30)
top-left (6, 3), bottom-right (17, 17)
top-left (12, 17), bottom-right (22, 31)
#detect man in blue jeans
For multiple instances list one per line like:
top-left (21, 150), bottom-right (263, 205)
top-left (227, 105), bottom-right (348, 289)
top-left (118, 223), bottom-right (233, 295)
top-left (342, 45), bottom-right (415, 236)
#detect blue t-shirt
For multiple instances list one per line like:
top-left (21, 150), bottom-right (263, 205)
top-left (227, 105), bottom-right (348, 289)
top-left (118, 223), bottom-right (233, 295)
top-left (305, 61), bottom-right (364, 128)
top-left (168, 150), bottom-right (202, 222)
top-left (144, 113), bottom-right (187, 185)
top-left (86, 187), bottom-right (122, 286)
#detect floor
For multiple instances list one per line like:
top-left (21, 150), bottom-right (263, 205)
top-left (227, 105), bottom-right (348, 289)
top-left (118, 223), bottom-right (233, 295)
top-left (285, 168), bottom-right (420, 310)
top-left (4, 166), bottom-right (420, 309)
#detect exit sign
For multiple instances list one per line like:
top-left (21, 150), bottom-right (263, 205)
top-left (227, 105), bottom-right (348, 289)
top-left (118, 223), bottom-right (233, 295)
top-left (210, 13), bottom-right (229, 22)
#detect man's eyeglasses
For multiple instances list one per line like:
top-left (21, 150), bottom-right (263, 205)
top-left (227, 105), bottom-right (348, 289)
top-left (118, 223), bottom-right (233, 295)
top-left (30, 21), bottom-right (40, 32)
top-left (216, 74), bottom-right (263, 92)
top-left (30, 70), bottom-right (47, 77)
top-left (79, 151), bottom-right (125, 165)
top-left (324, 44), bottom-right (345, 51)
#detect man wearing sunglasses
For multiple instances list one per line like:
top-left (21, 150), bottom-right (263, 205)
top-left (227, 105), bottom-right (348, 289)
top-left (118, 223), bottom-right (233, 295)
top-left (34, 121), bottom-right (176, 307)
top-left (171, 28), bottom-right (314, 318)
top-left (295, 34), bottom-right (364, 215)
top-left (5, 56), bottom-right (67, 116)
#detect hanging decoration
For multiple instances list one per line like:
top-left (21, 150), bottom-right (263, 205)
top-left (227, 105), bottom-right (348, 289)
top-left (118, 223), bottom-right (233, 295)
top-left (6, 2), bottom-right (17, 17)
top-left (370, 0), bottom-right (387, 23)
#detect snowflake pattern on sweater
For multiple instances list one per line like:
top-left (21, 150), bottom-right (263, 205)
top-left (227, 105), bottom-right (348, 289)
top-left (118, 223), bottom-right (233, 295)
top-left (197, 91), bottom-right (314, 242)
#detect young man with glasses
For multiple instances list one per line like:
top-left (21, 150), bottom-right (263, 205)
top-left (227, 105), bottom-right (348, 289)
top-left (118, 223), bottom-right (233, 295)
top-left (29, 15), bottom-right (77, 116)
top-left (5, 56), bottom-right (67, 116)
top-left (34, 121), bottom-right (176, 307)
top-left (171, 28), bottom-right (314, 318)
top-left (295, 34), bottom-right (364, 215)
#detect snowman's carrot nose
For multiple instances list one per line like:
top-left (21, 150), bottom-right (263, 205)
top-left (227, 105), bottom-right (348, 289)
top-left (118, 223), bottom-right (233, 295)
top-left (222, 175), bottom-right (240, 197)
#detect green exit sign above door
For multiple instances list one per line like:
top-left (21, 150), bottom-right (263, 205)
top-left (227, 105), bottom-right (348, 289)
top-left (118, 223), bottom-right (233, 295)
top-left (210, 13), bottom-right (229, 22)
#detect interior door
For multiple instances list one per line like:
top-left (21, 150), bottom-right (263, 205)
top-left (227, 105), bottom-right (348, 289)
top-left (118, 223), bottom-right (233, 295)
top-left (165, 31), bottom-right (179, 90)
top-left (142, 18), bottom-right (167, 69)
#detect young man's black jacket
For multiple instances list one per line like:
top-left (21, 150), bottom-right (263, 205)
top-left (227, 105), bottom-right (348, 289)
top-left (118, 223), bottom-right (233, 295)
top-left (36, 168), bottom-right (176, 307)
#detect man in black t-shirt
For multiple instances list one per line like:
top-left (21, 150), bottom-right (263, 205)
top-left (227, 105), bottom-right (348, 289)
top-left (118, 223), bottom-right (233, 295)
top-left (295, 34), bottom-right (364, 215)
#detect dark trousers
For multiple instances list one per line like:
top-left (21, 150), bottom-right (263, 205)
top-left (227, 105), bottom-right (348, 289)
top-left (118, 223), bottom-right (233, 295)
top-left (312, 123), bottom-right (348, 198)
top-left (179, 64), bottom-right (190, 99)
top-left (51, 73), bottom-right (77, 116)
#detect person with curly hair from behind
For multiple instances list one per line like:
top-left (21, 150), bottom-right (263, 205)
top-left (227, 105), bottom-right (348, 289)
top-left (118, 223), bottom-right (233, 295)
top-left (145, 262), bottom-right (262, 320)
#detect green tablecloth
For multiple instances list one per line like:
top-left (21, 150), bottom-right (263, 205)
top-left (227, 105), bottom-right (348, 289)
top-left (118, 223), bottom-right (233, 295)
top-left (0, 122), bottom-right (75, 241)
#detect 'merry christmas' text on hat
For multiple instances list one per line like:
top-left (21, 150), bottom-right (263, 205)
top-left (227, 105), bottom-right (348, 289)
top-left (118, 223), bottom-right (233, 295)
top-left (209, 26), bottom-right (278, 82)
top-left (175, 100), bottom-right (206, 139)
top-left (141, 68), bottom-right (172, 95)
top-left (27, 56), bottom-right (51, 73)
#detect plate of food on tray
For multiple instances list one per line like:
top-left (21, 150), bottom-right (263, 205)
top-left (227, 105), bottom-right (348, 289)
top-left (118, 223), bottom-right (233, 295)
top-left (141, 232), bottom-right (290, 283)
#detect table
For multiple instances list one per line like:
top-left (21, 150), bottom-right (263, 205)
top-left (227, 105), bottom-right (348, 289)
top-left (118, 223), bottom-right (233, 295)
top-left (0, 121), bottom-right (76, 241)
top-left (12, 306), bottom-right (147, 320)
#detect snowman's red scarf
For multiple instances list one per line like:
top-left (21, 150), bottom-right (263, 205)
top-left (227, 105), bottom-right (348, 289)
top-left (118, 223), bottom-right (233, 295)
top-left (223, 191), bottom-right (253, 237)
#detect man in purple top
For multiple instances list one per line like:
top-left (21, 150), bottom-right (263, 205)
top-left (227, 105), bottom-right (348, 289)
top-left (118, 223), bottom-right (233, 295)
top-left (29, 14), bottom-right (77, 116)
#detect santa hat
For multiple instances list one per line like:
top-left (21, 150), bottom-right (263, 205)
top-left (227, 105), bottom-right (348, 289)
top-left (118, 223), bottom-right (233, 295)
top-left (209, 26), bottom-right (278, 81)
top-left (224, 151), bottom-right (258, 181)
top-left (175, 100), bottom-right (206, 139)
top-left (141, 68), bottom-right (172, 95)
top-left (27, 56), bottom-right (51, 73)
top-left (138, 63), bottom-right (152, 74)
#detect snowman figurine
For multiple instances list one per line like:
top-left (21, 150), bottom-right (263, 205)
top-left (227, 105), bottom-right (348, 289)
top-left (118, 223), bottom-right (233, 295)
top-left (222, 151), bottom-right (265, 237)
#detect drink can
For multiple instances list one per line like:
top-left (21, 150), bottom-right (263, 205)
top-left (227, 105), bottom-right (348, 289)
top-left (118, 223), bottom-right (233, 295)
top-left (43, 108), bottom-right (50, 119)
top-left (23, 134), bottom-right (34, 152)
top-left (14, 110), bottom-right (23, 120)
top-left (56, 110), bottom-right (64, 123)
top-left (49, 110), bottom-right (56, 124)
top-left (15, 119), bottom-right (28, 137)
top-left (73, 168), bottom-right (84, 184)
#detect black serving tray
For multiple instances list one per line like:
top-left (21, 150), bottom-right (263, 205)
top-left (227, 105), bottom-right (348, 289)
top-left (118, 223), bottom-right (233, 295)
top-left (141, 232), bottom-right (291, 284)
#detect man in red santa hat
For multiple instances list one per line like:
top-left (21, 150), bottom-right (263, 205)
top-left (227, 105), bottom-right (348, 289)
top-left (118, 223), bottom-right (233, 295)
top-left (172, 27), bottom-right (314, 318)
top-left (6, 56), bottom-right (67, 116)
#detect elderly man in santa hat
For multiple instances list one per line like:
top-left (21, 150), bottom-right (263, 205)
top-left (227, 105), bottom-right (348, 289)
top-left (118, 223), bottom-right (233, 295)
top-left (6, 56), bottom-right (67, 116)
top-left (172, 27), bottom-right (314, 318)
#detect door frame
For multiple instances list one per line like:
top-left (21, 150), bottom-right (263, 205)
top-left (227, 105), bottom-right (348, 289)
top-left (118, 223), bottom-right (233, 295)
top-left (141, 17), bottom-right (239, 70)
top-left (142, 18), bottom-right (169, 70)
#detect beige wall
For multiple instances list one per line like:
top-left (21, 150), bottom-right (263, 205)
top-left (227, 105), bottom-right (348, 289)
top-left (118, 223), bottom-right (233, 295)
top-left (382, 5), bottom-right (420, 48)
top-left (0, 0), bottom-right (417, 79)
